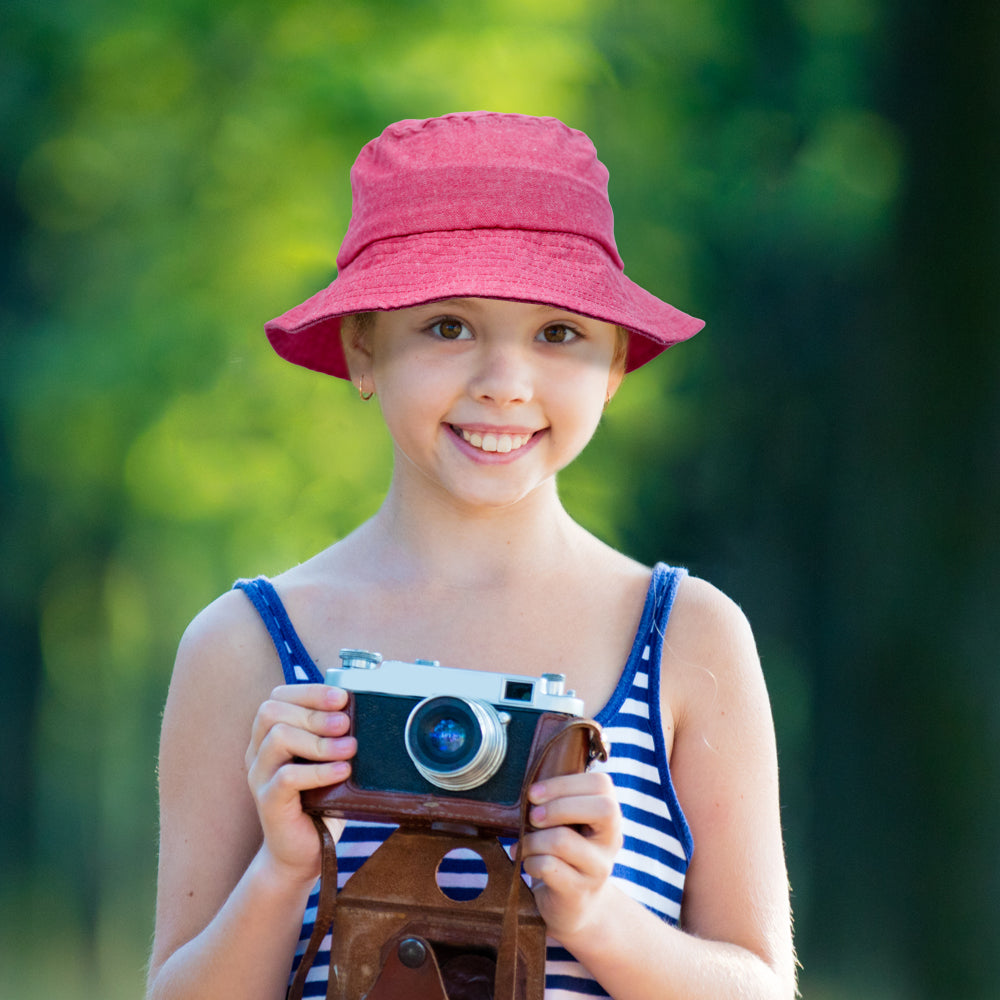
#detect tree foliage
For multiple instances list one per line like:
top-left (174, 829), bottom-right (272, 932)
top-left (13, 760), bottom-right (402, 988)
top-left (2, 1), bottom-right (997, 997)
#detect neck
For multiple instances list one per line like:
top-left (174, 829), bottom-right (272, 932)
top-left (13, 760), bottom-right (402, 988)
top-left (350, 475), bottom-right (590, 590)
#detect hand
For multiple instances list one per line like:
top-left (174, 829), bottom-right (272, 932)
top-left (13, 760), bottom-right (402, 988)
top-left (244, 684), bottom-right (356, 885)
top-left (519, 770), bottom-right (624, 943)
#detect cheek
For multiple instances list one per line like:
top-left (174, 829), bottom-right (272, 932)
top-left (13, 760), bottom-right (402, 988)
top-left (549, 383), bottom-right (607, 447)
top-left (374, 370), bottom-right (451, 444)
top-left (572, 360), bottom-right (616, 406)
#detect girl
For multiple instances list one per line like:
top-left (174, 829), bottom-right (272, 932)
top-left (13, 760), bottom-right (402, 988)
top-left (147, 111), bottom-right (796, 1000)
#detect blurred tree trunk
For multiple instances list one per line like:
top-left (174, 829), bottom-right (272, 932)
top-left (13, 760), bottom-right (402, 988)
top-left (1, 72), bottom-right (45, 895)
top-left (814, 0), bottom-right (1000, 995)
top-left (0, 531), bottom-right (42, 886)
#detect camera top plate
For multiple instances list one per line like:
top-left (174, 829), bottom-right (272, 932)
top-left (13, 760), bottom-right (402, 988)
top-left (326, 650), bottom-right (585, 717)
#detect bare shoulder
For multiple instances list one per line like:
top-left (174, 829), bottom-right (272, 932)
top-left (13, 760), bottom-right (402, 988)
top-left (176, 586), bottom-right (278, 677)
top-left (661, 573), bottom-right (765, 724)
top-left (161, 586), bottom-right (284, 810)
top-left (666, 573), bottom-right (757, 663)
top-left (162, 587), bottom-right (285, 791)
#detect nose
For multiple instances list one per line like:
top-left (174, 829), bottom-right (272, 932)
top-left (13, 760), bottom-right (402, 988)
top-left (468, 343), bottom-right (533, 406)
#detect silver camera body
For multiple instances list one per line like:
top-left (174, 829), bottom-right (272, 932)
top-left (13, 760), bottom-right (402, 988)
top-left (327, 649), bottom-right (584, 801)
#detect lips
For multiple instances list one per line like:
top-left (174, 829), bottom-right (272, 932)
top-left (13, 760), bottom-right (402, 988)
top-left (452, 426), bottom-right (534, 454)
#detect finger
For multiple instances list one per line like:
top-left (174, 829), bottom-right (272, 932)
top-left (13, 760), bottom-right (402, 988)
top-left (529, 794), bottom-right (621, 839)
top-left (520, 826), bottom-right (614, 881)
top-left (253, 720), bottom-right (357, 777)
top-left (521, 849), bottom-right (585, 893)
top-left (253, 684), bottom-right (350, 743)
top-left (528, 781), bottom-right (621, 845)
top-left (270, 682), bottom-right (349, 707)
top-left (247, 690), bottom-right (351, 760)
top-left (254, 756), bottom-right (353, 806)
top-left (249, 735), bottom-right (356, 812)
top-left (528, 770), bottom-right (616, 805)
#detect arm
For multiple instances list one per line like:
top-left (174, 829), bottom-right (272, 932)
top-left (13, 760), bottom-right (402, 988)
top-left (146, 593), bottom-right (355, 1000)
top-left (520, 576), bottom-right (797, 999)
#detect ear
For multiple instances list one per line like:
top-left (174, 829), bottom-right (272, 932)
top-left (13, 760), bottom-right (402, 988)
top-left (605, 360), bottom-right (626, 404)
top-left (340, 313), bottom-right (375, 383)
top-left (604, 324), bottom-right (629, 405)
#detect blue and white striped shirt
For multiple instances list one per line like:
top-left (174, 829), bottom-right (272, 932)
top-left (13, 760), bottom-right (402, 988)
top-left (236, 563), bottom-right (692, 999)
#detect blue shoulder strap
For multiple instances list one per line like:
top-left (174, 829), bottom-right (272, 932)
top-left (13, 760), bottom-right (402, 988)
top-left (595, 562), bottom-right (686, 725)
top-left (233, 577), bottom-right (325, 684)
top-left (644, 562), bottom-right (686, 684)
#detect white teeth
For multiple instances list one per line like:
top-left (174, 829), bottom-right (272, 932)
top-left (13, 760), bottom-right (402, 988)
top-left (459, 428), bottom-right (531, 453)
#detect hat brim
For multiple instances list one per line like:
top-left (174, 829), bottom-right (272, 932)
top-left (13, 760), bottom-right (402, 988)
top-left (265, 229), bottom-right (704, 379)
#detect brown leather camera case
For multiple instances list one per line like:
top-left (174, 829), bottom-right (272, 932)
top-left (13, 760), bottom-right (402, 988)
top-left (288, 714), bottom-right (608, 1000)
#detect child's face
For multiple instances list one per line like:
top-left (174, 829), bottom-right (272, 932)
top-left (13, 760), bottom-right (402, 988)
top-left (348, 297), bottom-right (625, 512)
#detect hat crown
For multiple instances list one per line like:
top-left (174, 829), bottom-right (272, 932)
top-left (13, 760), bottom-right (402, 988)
top-left (337, 111), bottom-right (622, 271)
top-left (265, 111), bottom-right (704, 380)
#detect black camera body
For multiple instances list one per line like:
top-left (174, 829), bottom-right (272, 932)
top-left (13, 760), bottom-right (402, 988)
top-left (327, 649), bottom-right (585, 807)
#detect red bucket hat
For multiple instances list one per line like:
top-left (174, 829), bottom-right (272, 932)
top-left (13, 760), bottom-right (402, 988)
top-left (265, 111), bottom-right (704, 378)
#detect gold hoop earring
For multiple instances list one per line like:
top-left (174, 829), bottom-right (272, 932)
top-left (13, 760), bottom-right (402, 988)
top-left (358, 374), bottom-right (375, 401)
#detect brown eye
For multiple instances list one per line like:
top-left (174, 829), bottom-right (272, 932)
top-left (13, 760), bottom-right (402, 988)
top-left (432, 318), bottom-right (471, 340)
top-left (539, 324), bottom-right (578, 344)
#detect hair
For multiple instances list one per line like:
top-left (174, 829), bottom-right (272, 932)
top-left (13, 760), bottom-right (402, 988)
top-left (343, 312), bottom-right (630, 373)
top-left (612, 326), bottom-right (629, 372)
top-left (344, 311), bottom-right (376, 337)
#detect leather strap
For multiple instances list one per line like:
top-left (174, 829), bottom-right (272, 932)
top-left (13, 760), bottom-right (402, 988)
top-left (495, 718), bottom-right (607, 1000)
top-left (287, 815), bottom-right (340, 1000)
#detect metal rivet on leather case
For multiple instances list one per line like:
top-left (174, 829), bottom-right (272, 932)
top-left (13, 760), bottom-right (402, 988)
top-left (398, 937), bottom-right (429, 969)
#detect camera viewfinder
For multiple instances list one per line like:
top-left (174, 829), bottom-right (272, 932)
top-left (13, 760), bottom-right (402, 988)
top-left (503, 681), bottom-right (534, 703)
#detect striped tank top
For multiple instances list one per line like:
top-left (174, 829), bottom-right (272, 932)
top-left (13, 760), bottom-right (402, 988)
top-left (235, 562), bottom-right (692, 999)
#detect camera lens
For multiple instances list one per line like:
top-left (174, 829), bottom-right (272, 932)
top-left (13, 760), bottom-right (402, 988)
top-left (424, 717), bottom-right (468, 759)
top-left (405, 696), bottom-right (508, 791)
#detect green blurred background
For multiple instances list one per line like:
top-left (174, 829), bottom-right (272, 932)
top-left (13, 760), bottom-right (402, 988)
top-left (2, 1), bottom-right (997, 997)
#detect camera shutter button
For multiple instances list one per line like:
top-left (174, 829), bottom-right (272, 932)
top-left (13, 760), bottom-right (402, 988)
top-left (338, 649), bottom-right (382, 669)
top-left (540, 673), bottom-right (567, 696)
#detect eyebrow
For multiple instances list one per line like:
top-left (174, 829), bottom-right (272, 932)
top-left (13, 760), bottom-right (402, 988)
top-left (431, 297), bottom-right (477, 307)
top-left (431, 297), bottom-right (555, 313)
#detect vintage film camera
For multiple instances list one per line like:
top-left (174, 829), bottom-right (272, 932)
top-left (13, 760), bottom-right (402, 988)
top-left (301, 649), bottom-right (594, 834)
top-left (291, 650), bottom-right (607, 1000)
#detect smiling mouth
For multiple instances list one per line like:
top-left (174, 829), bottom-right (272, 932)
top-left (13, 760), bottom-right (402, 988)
top-left (452, 426), bottom-right (534, 454)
